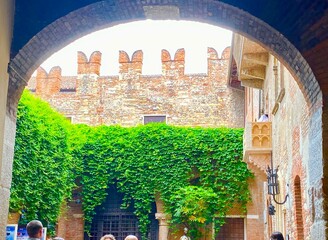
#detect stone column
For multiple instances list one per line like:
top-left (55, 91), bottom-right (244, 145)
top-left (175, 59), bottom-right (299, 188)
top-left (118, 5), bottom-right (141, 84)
top-left (155, 213), bottom-right (170, 240)
top-left (0, 88), bottom-right (20, 238)
top-left (0, 0), bottom-right (14, 238)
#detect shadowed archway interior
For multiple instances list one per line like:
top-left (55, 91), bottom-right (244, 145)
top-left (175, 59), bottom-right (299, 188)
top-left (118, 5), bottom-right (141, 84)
top-left (3, 1), bottom-right (328, 239)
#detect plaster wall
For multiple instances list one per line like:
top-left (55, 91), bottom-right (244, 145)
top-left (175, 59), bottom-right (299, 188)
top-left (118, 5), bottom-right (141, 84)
top-left (0, 0), bottom-right (14, 238)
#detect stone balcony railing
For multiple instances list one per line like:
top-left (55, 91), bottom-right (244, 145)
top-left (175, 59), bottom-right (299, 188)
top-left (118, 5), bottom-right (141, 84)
top-left (243, 121), bottom-right (272, 171)
top-left (244, 121), bottom-right (272, 149)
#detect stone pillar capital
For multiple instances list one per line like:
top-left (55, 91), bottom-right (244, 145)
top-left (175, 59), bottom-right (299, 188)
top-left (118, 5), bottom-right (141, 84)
top-left (155, 212), bottom-right (170, 226)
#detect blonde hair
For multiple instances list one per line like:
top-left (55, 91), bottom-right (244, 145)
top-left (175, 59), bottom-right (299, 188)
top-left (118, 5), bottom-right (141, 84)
top-left (100, 234), bottom-right (116, 240)
top-left (124, 235), bottom-right (138, 240)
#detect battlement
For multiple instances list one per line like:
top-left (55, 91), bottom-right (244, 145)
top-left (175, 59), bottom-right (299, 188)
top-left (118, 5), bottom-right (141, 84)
top-left (29, 47), bottom-right (231, 95)
top-left (77, 51), bottom-right (102, 75)
top-left (161, 48), bottom-right (185, 78)
top-left (27, 46), bottom-right (244, 129)
top-left (35, 66), bottom-right (62, 96)
top-left (76, 47), bottom-right (230, 76)
top-left (119, 50), bottom-right (143, 76)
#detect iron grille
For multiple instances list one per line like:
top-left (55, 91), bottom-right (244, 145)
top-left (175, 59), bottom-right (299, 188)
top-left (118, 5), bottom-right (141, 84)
top-left (86, 185), bottom-right (158, 240)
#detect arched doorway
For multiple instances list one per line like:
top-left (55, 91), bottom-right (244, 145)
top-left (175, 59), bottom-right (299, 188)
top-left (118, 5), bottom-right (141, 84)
top-left (2, 1), bottom-right (326, 239)
top-left (88, 185), bottom-right (158, 240)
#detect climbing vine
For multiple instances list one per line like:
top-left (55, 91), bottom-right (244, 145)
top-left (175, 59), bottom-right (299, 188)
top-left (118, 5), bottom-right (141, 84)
top-left (10, 90), bottom-right (76, 233)
top-left (73, 124), bottom-right (253, 239)
top-left (11, 91), bottom-right (252, 239)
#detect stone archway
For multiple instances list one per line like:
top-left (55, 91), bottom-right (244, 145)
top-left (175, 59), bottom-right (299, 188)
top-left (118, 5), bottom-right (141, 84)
top-left (8, 0), bottom-right (320, 109)
top-left (3, 0), bottom-right (325, 238)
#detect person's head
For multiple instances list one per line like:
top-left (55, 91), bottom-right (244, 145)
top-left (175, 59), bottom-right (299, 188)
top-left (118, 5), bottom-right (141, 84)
top-left (53, 237), bottom-right (65, 240)
top-left (270, 231), bottom-right (284, 240)
top-left (124, 235), bottom-right (138, 240)
top-left (100, 234), bottom-right (116, 240)
top-left (26, 220), bottom-right (43, 238)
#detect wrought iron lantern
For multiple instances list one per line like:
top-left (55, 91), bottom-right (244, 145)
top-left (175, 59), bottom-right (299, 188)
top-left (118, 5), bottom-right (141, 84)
top-left (266, 154), bottom-right (288, 205)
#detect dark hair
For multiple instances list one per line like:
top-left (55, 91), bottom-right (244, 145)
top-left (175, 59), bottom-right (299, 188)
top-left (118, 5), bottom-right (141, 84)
top-left (26, 220), bottom-right (43, 237)
top-left (270, 231), bottom-right (284, 240)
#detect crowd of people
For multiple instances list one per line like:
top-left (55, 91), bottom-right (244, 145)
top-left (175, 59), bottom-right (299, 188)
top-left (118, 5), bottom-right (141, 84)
top-left (25, 219), bottom-right (284, 240)
top-left (25, 220), bottom-right (139, 240)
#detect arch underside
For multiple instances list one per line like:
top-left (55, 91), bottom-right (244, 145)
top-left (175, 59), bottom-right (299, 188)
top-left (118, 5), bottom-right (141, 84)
top-left (5, 0), bottom-right (327, 238)
top-left (8, 0), bottom-right (321, 111)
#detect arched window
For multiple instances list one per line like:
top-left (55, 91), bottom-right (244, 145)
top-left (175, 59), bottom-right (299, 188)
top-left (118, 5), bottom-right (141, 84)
top-left (294, 175), bottom-right (304, 240)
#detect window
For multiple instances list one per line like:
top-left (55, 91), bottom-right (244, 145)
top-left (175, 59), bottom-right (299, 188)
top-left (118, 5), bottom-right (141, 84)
top-left (60, 88), bottom-right (76, 92)
top-left (216, 218), bottom-right (245, 240)
top-left (143, 115), bottom-right (166, 125)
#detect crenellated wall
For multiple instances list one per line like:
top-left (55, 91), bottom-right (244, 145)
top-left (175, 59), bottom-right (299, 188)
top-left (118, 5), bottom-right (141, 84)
top-left (28, 47), bottom-right (244, 128)
top-left (25, 47), bottom-right (246, 239)
top-left (77, 51), bottom-right (102, 75)
top-left (3, 1), bottom-right (327, 239)
top-left (36, 67), bottom-right (62, 97)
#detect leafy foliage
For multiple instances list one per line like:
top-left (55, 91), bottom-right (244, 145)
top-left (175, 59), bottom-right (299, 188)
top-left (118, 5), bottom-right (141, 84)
top-left (10, 90), bottom-right (76, 232)
top-left (11, 91), bottom-right (252, 239)
top-left (72, 123), bottom-right (253, 238)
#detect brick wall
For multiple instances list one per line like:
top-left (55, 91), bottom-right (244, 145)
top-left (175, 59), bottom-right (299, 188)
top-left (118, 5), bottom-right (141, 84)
top-left (5, 1), bottom-right (327, 239)
top-left (28, 47), bottom-right (244, 128)
top-left (57, 201), bottom-right (84, 240)
top-left (27, 47), bottom-right (246, 239)
top-left (247, 54), bottom-right (313, 239)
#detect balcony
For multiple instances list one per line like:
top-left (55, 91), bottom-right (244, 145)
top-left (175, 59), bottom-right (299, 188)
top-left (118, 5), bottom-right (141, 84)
top-left (244, 121), bottom-right (272, 171)
top-left (231, 34), bottom-right (269, 90)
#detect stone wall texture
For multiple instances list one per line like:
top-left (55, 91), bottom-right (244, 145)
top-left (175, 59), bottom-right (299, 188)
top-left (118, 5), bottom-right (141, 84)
top-left (26, 45), bottom-right (322, 240)
top-left (26, 47), bottom-right (249, 240)
top-left (0, 0), bottom-right (14, 238)
top-left (23, 43), bottom-right (324, 240)
top-left (28, 47), bottom-right (245, 128)
top-left (245, 53), bottom-right (318, 240)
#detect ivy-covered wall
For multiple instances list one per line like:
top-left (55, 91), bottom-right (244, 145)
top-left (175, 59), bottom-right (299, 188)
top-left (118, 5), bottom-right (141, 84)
top-left (10, 90), bottom-right (76, 233)
top-left (10, 91), bottom-right (252, 239)
top-left (72, 123), bottom-right (252, 238)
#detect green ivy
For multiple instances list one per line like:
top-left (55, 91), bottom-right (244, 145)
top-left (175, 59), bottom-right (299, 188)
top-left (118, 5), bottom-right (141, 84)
top-left (73, 124), bottom-right (253, 239)
top-left (11, 91), bottom-right (253, 239)
top-left (10, 90), bottom-right (76, 233)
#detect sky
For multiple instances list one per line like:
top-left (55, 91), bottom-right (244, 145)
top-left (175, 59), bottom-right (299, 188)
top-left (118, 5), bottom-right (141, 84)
top-left (39, 20), bottom-right (232, 76)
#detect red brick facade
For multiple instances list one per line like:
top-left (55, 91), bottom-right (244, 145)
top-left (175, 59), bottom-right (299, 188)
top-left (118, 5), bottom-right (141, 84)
top-left (24, 40), bottom-right (315, 240)
top-left (26, 47), bottom-right (250, 239)
top-left (2, 1), bottom-right (328, 239)
top-left (28, 47), bottom-right (244, 128)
